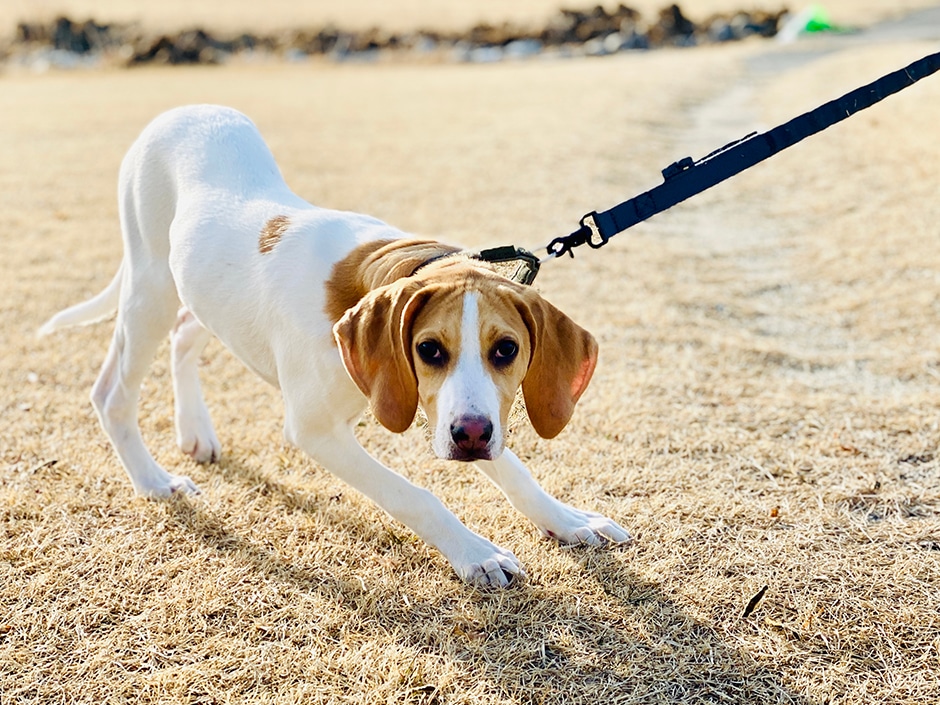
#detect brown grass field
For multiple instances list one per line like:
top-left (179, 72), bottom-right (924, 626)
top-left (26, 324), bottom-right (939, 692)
top-left (2, 2), bottom-right (940, 703)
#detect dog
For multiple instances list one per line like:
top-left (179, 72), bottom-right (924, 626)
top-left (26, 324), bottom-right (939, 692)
top-left (40, 105), bottom-right (630, 586)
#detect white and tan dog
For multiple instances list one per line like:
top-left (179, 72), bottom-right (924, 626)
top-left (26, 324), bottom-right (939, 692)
top-left (40, 105), bottom-right (629, 587)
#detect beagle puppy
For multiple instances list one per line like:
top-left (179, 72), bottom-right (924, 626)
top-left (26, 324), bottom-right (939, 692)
top-left (40, 105), bottom-right (630, 587)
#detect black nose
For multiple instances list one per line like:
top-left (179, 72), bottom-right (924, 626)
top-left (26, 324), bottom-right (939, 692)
top-left (450, 415), bottom-right (493, 454)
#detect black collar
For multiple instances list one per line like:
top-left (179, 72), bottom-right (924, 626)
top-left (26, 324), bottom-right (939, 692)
top-left (410, 246), bottom-right (541, 285)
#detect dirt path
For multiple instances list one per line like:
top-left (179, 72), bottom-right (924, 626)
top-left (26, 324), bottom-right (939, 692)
top-left (642, 10), bottom-right (940, 401)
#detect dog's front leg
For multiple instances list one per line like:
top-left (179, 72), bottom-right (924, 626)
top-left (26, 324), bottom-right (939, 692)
top-left (476, 449), bottom-right (632, 547)
top-left (290, 422), bottom-right (524, 587)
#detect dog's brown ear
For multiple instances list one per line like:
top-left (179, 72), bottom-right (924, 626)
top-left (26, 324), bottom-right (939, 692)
top-left (333, 281), bottom-right (427, 433)
top-left (517, 292), bottom-right (598, 439)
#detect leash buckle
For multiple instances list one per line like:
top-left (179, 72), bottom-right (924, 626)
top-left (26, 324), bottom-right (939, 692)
top-left (476, 245), bottom-right (541, 286)
top-left (580, 212), bottom-right (612, 249)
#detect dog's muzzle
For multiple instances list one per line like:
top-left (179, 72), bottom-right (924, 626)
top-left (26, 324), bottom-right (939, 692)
top-left (448, 414), bottom-right (494, 461)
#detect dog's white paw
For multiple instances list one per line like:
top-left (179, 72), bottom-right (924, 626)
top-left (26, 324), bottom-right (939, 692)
top-left (449, 537), bottom-right (525, 588)
top-left (131, 466), bottom-right (201, 499)
top-left (176, 413), bottom-right (221, 463)
top-left (539, 505), bottom-right (631, 547)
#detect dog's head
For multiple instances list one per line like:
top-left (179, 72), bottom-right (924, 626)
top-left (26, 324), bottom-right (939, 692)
top-left (333, 262), bottom-right (597, 461)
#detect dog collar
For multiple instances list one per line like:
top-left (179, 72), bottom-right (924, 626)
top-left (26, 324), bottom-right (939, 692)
top-left (411, 245), bottom-right (541, 286)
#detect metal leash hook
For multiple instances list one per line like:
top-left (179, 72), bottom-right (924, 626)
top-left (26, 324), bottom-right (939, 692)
top-left (546, 211), bottom-right (613, 259)
top-left (546, 226), bottom-right (586, 258)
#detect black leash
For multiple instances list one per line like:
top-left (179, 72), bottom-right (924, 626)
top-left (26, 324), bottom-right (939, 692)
top-left (546, 50), bottom-right (940, 260)
top-left (479, 50), bottom-right (940, 285)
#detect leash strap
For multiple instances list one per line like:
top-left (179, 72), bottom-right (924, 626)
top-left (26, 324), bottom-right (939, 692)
top-left (547, 50), bottom-right (940, 258)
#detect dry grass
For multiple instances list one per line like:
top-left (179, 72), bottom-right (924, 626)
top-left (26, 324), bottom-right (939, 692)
top-left (2, 11), bottom-right (940, 705)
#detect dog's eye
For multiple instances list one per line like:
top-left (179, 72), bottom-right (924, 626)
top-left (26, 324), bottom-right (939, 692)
top-left (491, 339), bottom-right (518, 367)
top-left (416, 340), bottom-right (447, 367)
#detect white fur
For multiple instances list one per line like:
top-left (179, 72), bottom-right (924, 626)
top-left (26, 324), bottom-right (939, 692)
top-left (431, 293), bottom-right (504, 459)
top-left (40, 105), bottom-right (630, 587)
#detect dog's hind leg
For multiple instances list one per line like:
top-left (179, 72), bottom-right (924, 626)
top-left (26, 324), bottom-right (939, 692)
top-left (91, 266), bottom-right (199, 498)
top-left (171, 308), bottom-right (221, 463)
top-left (91, 156), bottom-right (200, 498)
top-left (92, 286), bottom-right (200, 497)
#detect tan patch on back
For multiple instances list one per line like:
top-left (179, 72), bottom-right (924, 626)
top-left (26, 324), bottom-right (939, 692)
top-left (324, 239), bottom-right (462, 324)
top-left (259, 215), bottom-right (291, 254)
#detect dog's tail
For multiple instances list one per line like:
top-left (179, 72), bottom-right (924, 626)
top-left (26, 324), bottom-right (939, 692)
top-left (38, 261), bottom-right (124, 336)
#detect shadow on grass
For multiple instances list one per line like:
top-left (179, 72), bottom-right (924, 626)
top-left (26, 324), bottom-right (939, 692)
top-left (165, 454), bottom-right (816, 705)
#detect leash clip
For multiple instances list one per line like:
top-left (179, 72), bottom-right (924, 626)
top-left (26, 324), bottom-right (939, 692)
top-left (546, 211), bottom-right (612, 259)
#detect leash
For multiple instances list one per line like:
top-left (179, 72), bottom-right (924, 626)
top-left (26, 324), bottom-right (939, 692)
top-left (483, 50), bottom-right (940, 285)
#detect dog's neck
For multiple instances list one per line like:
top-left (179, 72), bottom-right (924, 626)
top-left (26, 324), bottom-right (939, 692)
top-left (325, 238), bottom-right (463, 323)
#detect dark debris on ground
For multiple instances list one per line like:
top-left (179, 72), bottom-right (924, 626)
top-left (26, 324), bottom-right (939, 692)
top-left (3, 4), bottom-right (788, 67)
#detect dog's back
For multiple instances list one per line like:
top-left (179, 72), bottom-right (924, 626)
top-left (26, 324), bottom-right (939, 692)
top-left (43, 105), bottom-right (407, 382)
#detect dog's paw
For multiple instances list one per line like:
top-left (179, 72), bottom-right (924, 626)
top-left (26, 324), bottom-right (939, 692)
top-left (449, 538), bottom-right (525, 588)
top-left (176, 414), bottom-right (221, 464)
top-left (539, 505), bottom-right (632, 547)
top-left (132, 467), bottom-right (201, 499)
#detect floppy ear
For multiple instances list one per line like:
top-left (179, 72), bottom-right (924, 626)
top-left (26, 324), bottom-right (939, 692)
top-left (518, 293), bottom-right (598, 439)
top-left (333, 281), bottom-right (427, 433)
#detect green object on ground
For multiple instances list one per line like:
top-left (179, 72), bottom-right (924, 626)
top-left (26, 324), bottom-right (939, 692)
top-left (804, 5), bottom-right (833, 33)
